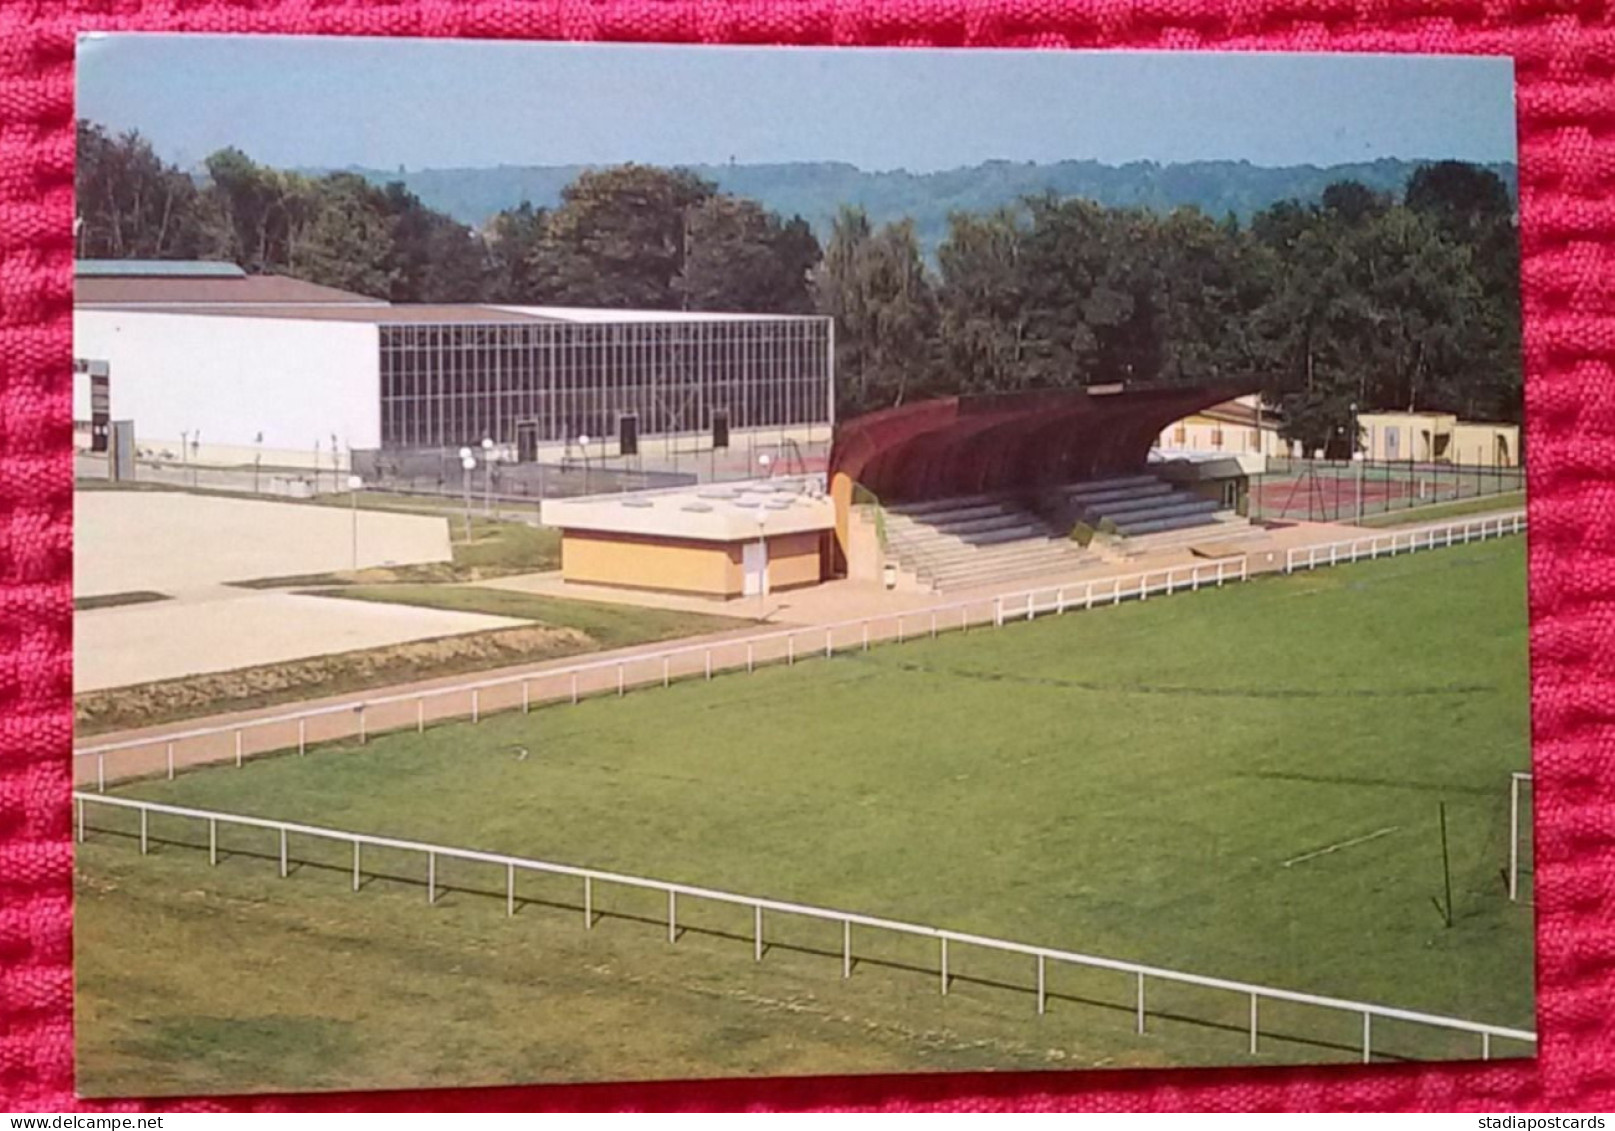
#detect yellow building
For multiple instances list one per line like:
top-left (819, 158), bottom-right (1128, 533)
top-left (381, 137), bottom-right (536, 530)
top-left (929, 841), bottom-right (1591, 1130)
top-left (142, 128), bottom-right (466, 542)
top-left (1357, 412), bottom-right (1519, 467)
top-left (540, 478), bottom-right (834, 599)
top-left (1156, 395), bottom-right (1296, 458)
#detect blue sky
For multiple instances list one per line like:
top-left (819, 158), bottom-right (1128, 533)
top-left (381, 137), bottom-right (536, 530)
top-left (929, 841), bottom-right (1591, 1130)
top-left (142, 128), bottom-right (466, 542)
top-left (77, 36), bottom-right (1517, 173)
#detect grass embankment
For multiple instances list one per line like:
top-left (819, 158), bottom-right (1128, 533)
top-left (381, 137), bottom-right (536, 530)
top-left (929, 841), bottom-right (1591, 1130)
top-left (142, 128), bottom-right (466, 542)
top-left (74, 591), bottom-right (169, 612)
top-left (1354, 492), bottom-right (1526, 528)
top-left (77, 537), bottom-right (1534, 1092)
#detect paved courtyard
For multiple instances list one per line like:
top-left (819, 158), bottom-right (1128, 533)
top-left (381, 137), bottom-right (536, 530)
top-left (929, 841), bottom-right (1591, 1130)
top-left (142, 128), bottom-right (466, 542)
top-left (75, 490), bottom-right (454, 597)
top-left (75, 490), bottom-right (520, 692)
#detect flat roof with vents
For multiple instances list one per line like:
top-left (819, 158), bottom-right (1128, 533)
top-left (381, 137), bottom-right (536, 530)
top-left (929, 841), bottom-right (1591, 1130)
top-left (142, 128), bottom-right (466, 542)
top-left (542, 476), bottom-right (833, 543)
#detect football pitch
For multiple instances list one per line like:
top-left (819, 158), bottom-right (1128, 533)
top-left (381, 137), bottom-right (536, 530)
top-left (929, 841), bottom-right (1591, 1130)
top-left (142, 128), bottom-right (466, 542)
top-left (75, 537), bottom-right (1534, 1095)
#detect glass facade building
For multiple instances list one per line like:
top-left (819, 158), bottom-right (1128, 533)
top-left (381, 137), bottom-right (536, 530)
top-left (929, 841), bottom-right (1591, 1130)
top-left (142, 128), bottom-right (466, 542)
top-left (377, 316), bottom-right (833, 452)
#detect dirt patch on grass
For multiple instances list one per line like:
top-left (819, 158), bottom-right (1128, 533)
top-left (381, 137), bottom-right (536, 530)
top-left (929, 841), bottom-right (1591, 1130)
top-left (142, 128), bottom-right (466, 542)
top-left (75, 624), bottom-right (591, 735)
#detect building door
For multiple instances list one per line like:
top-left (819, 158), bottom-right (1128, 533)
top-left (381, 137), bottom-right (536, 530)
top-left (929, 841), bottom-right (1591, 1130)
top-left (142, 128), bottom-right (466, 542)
top-left (742, 539), bottom-right (769, 597)
top-left (515, 420), bottom-right (539, 463)
top-left (1385, 426), bottom-right (1400, 461)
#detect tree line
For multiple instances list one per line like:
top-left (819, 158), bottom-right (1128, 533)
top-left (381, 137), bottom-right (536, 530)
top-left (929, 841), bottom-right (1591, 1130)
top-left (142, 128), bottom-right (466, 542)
top-left (77, 120), bottom-right (1518, 451)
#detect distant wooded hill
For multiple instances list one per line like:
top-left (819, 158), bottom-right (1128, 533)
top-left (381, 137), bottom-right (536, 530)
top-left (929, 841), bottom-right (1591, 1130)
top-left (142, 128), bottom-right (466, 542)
top-left (321, 157), bottom-right (1519, 249)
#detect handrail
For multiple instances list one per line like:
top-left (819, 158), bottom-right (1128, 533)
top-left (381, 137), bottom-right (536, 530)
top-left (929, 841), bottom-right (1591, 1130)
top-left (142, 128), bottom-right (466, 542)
top-left (75, 790), bottom-right (1536, 1054)
top-left (75, 509), bottom-right (1528, 762)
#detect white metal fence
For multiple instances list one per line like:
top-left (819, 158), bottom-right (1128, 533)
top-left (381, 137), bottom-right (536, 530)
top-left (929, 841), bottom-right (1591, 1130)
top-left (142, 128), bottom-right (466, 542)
top-left (75, 509), bottom-right (1528, 789)
top-left (75, 790), bottom-right (1536, 1064)
top-left (1282, 511), bottom-right (1526, 573)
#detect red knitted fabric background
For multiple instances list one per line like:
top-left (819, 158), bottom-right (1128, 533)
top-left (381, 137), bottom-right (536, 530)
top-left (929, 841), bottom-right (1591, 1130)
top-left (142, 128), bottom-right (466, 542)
top-left (2, 2), bottom-right (1609, 1114)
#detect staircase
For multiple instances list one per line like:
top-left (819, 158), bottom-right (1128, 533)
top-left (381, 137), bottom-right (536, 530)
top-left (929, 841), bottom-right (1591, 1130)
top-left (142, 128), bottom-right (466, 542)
top-left (883, 495), bottom-right (1085, 592)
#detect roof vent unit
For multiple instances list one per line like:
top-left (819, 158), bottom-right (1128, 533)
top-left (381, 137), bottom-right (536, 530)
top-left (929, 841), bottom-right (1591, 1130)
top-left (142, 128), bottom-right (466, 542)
top-left (680, 502), bottom-right (713, 513)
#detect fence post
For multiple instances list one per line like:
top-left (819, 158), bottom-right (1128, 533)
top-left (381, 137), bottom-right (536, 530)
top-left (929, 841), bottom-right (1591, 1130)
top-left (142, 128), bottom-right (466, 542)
top-left (706, 649), bottom-right (713, 679)
top-left (165, 742), bottom-right (175, 780)
top-left (1136, 972), bottom-right (1145, 1033)
top-left (842, 920), bottom-right (852, 979)
top-left (1240, 556), bottom-right (1248, 583)
top-left (1140, 573), bottom-right (1149, 601)
top-left (1509, 774), bottom-right (1521, 902)
top-left (1249, 993), bottom-right (1259, 1055)
top-left (571, 672), bottom-right (579, 704)
top-left (994, 597), bottom-right (1002, 627)
top-left (930, 611), bottom-right (937, 638)
top-left (617, 663), bottom-right (625, 697)
top-left (1362, 1012), bottom-right (1372, 1064)
top-left (139, 807), bottom-right (147, 855)
top-left (663, 657), bottom-right (671, 687)
top-left (358, 708), bottom-right (366, 745)
top-left (279, 828), bottom-right (287, 878)
top-left (1086, 582), bottom-right (1095, 610)
top-left (1057, 588), bottom-right (1066, 614)
top-left (522, 681), bottom-right (530, 713)
top-left (788, 634), bottom-right (795, 665)
top-left (234, 729), bottom-right (243, 767)
top-left (754, 905), bottom-right (763, 961)
top-left (472, 689), bottom-right (480, 722)
top-left (1027, 593), bottom-right (1035, 621)
top-left (209, 818), bottom-right (217, 866)
top-left (427, 851), bottom-right (435, 904)
top-left (940, 937), bottom-right (949, 995)
top-left (1482, 1032), bottom-right (1491, 1061)
top-left (506, 863), bottom-right (515, 917)
top-left (748, 643), bottom-right (755, 672)
top-left (97, 753), bottom-right (105, 793)
top-left (1217, 561), bottom-right (1225, 587)
top-left (302, 716), bottom-right (311, 752)
top-left (353, 842), bottom-right (360, 891)
top-left (825, 630), bottom-right (832, 658)
top-left (1037, 955), bottom-right (1046, 1016)
top-left (584, 876), bottom-right (592, 929)
top-left (76, 797), bottom-right (84, 844)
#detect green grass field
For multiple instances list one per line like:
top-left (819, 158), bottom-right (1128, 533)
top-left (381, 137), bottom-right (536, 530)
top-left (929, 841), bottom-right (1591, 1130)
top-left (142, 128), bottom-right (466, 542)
top-left (1355, 492), bottom-right (1526, 528)
top-left (75, 537), bottom-right (1534, 1095)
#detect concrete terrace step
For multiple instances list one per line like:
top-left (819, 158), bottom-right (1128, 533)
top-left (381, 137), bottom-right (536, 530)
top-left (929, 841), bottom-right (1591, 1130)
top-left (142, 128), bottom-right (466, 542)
top-left (1091, 497), bottom-right (1220, 524)
top-left (1060, 482), bottom-right (1176, 509)
top-left (895, 536), bottom-right (1066, 568)
top-left (887, 502), bottom-right (1016, 526)
top-left (928, 550), bottom-right (1090, 590)
top-left (887, 493), bottom-right (1004, 518)
top-left (1057, 475), bottom-right (1165, 503)
top-left (1113, 511), bottom-right (1222, 537)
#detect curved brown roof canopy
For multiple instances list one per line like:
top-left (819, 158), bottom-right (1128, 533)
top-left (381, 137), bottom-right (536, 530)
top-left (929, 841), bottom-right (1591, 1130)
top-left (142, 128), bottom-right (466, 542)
top-left (830, 382), bottom-right (1260, 503)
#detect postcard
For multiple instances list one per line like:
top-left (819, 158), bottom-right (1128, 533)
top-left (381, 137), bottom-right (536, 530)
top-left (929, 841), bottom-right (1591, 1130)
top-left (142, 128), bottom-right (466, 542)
top-left (72, 36), bottom-right (1530, 1096)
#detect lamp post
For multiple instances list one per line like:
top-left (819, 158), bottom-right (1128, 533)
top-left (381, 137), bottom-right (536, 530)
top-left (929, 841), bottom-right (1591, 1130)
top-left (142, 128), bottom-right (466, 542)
top-left (481, 437), bottom-right (495, 517)
top-left (758, 452), bottom-right (773, 480)
top-left (459, 448), bottom-right (476, 543)
top-left (347, 474), bottom-right (364, 570)
top-left (578, 433), bottom-right (591, 494)
top-left (755, 512), bottom-right (768, 623)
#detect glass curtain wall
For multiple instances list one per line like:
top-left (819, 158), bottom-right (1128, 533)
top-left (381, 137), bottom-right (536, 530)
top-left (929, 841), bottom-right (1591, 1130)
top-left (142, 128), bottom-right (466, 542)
top-left (378, 318), bottom-right (831, 450)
